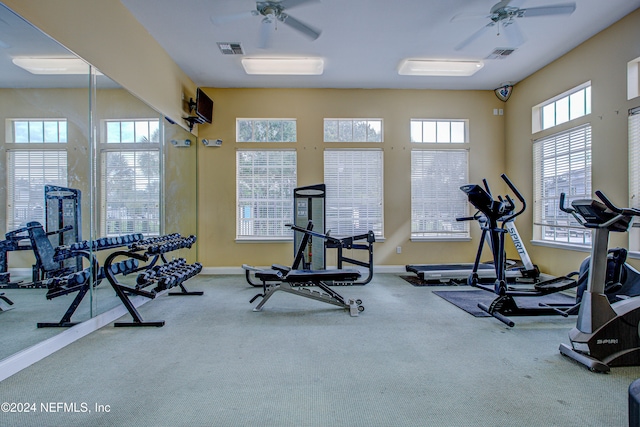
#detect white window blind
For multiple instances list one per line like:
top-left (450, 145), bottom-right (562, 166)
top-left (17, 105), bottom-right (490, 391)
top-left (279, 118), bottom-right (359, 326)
top-left (533, 124), bottom-right (592, 245)
top-left (6, 150), bottom-right (68, 230)
top-left (629, 107), bottom-right (640, 209)
top-left (101, 150), bottom-right (160, 236)
top-left (411, 150), bottom-right (469, 239)
top-left (629, 107), bottom-right (640, 252)
top-left (236, 150), bottom-right (297, 239)
top-left (324, 149), bottom-right (383, 237)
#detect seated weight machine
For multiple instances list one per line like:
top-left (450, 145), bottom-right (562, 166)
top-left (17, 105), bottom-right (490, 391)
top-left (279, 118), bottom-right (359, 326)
top-left (243, 221), bottom-right (375, 287)
top-left (104, 233), bottom-right (202, 327)
top-left (461, 174), bottom-right (578, 327)
top-left (250, 223), bottom-right (366, 316)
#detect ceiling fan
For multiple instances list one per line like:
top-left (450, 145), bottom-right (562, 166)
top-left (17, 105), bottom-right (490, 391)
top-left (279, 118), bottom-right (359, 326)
top-left (451, 0), bottom-right (576, 51)
top-left (211, 0), bottom-right (322, 49)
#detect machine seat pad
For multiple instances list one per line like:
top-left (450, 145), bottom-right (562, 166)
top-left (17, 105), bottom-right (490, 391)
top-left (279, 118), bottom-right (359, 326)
top-left (283, 269), bottom-right (361, 282)
top-left (254, 269), bottom-right (285, 282)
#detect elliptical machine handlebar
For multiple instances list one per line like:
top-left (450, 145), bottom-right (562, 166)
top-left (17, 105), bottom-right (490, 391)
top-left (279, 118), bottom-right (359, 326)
top-left (499, 174), bottom-right (526, 226)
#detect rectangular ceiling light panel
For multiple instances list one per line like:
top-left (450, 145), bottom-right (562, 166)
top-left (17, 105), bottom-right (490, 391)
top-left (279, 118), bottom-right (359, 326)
top-left (241, 58), bottom-right (324, 75)
top-left (12, 57), bottom-right (94, 75)
top-left (398, 59), bottom-right (484, 77)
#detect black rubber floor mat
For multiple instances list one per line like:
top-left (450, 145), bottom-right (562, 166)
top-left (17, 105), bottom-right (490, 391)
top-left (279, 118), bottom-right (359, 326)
top-left (432, 289), bottom-right (575, 317)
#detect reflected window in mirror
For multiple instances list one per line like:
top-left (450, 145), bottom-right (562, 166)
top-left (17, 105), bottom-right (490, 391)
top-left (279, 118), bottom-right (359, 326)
top-left (100, 118), bottom-right (160, 237)
top-left (6, 119), bottom-right (68, 230)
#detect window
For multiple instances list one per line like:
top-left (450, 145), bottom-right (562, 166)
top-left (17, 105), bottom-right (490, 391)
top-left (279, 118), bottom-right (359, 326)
top-left (533, 124), bottom-right (592, 246)
top-left (101, 119), bottom-right (160, 236)
top-left (629, 107), bottom-right (640, 251)
top-left (324, 149), bottom-right (383, 238)
top-left (324, 119), bottom-right (382, 142)
top-left (6, 119), bottom-right (68, 231)
top-left (533, 82), bottom-right (591, 132)
top-left (236, 119), bottom-right (296, 142)
top-left (236, 150), bottom-right (297, 240)
top-left (410, 119), bottom-right (467, 143)
top-left (411, 150), bottom-right (469, 239)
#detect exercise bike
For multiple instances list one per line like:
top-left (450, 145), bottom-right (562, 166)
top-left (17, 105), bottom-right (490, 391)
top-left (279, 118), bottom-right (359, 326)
top-left (559, 191), bottom-right (640, 372)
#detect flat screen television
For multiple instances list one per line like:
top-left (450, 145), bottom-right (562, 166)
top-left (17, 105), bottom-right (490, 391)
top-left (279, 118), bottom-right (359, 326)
top-left (195, 88), bottom-right (213, 124)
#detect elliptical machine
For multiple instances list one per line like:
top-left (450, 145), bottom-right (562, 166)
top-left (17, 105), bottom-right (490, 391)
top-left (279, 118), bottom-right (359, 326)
top-left (461, 174), bottom-right (578, 326)
top-left (559, 190), bottom-right (640, 372)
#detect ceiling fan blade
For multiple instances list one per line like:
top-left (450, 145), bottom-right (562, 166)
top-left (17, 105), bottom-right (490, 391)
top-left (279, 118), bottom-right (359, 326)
top-left (211, 10), bottom-right (256, 26)
top-left (279, 0), bottom-right (320, 10)
top-left (454, 22), bottom-right (494, 51)
top-left (450, 12), bottom-right (489, 23)
top-left (258, 18), bottom-right (273, 49)
top-left (502, 21), bottom-right (525, 47)
top-left (279, 13), bottom-right (321, 40)
top-left (518, 3), bottom-right (576, 18)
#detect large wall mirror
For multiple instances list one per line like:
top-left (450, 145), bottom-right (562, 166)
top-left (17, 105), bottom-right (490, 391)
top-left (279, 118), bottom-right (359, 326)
top-left (0, 3), bottom-right (197, 364)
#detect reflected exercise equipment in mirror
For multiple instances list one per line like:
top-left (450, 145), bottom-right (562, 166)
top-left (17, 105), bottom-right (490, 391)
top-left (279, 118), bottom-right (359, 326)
top-left (0, 3), bottom-right (197, 365)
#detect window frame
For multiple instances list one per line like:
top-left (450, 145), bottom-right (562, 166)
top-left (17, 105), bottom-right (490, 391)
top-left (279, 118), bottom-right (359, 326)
top-left (628, 106), bottom-right (640, 254)
top-left (235, 149), bottom-right (298, 241)
top-left (236, 118), bottom-right (297, 142)
top-left (323, 148), bottom-right (384, 239)
top-left (99, 118), bottom-right (162, 237)
top-left (5, 119), bottom-right (68, 231)
top-left (410, 148), bottom-right (470, 241)
top-left (410, 119), bottom-right (468, 144)
top-left (532, 82), bottom-right (591, 133)
top-left (532, 123), bottom-right (592, 249)
top-left (323, 118), bottom-right (383, 143)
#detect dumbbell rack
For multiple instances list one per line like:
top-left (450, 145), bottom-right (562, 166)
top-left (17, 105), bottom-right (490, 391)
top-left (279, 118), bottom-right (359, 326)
top-left (103, 233), bottom-right (202, 327)
top-left (37, 233), bottom-right (144, 328)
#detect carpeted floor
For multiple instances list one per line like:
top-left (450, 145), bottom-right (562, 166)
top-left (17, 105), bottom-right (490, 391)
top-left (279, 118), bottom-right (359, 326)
top-left (0, 273), bottom-right (638, 427)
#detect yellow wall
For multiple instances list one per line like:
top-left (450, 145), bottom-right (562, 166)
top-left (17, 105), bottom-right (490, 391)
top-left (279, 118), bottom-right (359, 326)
top-left (505, 9), bottom-right (640, 276)
top-left (196, 88), bottom-right (506, 268)
top-left (2, 0), bottom-right (197, 129)
top-left (6, 1), bottom-right (639, 272)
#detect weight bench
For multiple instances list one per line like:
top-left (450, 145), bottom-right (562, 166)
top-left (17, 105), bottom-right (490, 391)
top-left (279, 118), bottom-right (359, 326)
top-left (250, 268), bottom-right (365, 316)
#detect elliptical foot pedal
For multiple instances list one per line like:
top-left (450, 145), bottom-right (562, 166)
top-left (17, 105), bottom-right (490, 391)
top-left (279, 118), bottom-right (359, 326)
top-left (534, 276), bottom-right (577, 293)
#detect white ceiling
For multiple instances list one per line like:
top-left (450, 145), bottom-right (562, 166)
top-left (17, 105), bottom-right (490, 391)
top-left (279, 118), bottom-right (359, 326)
top-left (120, 0), bottom-right (640, 90)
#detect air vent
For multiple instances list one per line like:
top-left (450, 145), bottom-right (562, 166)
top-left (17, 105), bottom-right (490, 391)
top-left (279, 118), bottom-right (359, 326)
top-left (217, 42), bottom-right (244, 55)
top-left (486, 48), bottom-right (516, 60)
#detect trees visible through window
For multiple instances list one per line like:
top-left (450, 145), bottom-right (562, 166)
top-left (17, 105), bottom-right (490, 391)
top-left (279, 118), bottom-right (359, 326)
top-left (102, 119), bottom-right (160, 236)
top-left (236, 119), bottom-right (296, 142)
top-left (323, 119), bottom-right (382, 142)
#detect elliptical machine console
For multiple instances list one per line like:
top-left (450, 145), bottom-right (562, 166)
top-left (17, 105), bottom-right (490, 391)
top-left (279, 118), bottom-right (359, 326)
top-left (559, 191), bottom-right (640, 372)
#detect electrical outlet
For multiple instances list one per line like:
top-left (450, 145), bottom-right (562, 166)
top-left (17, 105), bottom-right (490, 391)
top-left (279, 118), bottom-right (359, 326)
top-left (396, 246), bottom-right (402, 254)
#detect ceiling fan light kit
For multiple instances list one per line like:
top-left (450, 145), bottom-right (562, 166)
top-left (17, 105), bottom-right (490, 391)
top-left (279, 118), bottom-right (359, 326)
top-left (241, 57), bottom-right (324, 75)
top-left (398, 59), bottom-right (484, 77)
